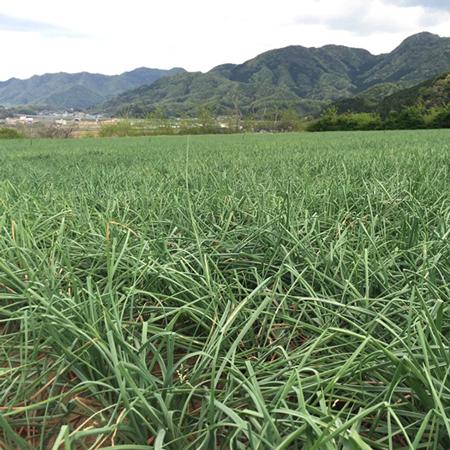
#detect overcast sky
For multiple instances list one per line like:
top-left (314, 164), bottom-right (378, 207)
top-left (1, 0), bottom-right (450, 81)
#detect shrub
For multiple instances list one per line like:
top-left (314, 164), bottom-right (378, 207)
top-left (0, 128), bottom-right (23, 139)
top-left (384, 107), bottom-right (427, 130)
top-left (429, 105), bottom-right (450, 128)
top-left (308, 111), bottom-right (383, 132)
top-left (34, 124), bottom-right (75, 139)
top-left (308, 104), bottom-right (450, 132)
top-left (99, 121), bottom-right (139, 137)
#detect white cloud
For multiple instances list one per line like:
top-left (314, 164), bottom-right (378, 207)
top-left (0, 0), bottom-right (449, 81)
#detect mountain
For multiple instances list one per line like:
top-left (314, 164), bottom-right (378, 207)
top-left (0, 67), bottom-right (186, 110)
top-left (104, 46), bottom-right (379, 117)
top-left (358, 33), bottom-right (450, 88)
top-left (103, 32), bottom-right (450, 117)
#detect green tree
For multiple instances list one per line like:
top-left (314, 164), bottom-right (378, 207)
top-left (148, 106), bottom-right (171, 132)
top-left (430, 104), bottom-right (450, 128)
top-left (197, 105), bottom-right (217, 132)
top-left (278, 108), bottom-right (300, 131)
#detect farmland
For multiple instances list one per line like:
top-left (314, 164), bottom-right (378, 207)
top-left (0, 130), bottom-right (449, 448)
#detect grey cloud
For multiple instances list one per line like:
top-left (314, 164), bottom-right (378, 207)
top-left (390, 0), bottom-right (450, 10)
top-left (0, 14), bottom-right (83, 38)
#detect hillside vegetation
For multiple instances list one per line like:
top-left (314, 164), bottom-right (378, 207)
top-left (335, 70), bottom-right (450, 114)
top-left (0, 132), bottom-right (449, 448)
top-left (312, 70), bottom-right (450, 131)
top-left (380, 71), bottom-right (450, 112)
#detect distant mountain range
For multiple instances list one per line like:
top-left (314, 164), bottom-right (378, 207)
top-left (0, 67), bottom-right (185, 110)
top-left (0, 32), bottom-right (449, 116)
top-left (103, 32), bottom-right (450, 117)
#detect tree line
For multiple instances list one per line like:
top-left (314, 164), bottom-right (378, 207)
top-left (308, 104), bottom-right (450, 132)
top-left (2, 103), bottom-right (449, 139)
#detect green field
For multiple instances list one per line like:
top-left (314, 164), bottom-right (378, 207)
top-left (1, 130), bottom-right (449, 449)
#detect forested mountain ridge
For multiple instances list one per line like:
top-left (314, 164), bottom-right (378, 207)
top-left (103, 32), bottom-right (450, 117)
